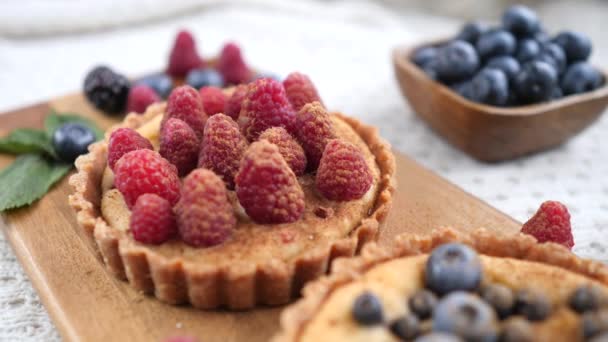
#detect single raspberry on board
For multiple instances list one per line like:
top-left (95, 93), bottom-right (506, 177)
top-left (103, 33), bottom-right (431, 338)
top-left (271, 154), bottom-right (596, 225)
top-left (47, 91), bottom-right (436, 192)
top-left (235, 140), bottom-right (304, 224)
top-left (521, 200), bottom-right (574, 249)
top-left (164, 85), bottom-right (208, 138)
top-left (316, 139), bottom-right (372, 201)
top-left (130, 193), bottom-right (177, 244)
top-left (107, 128), bottom-right (153, 171)
top-left (176, 168), bottom-right (235, 247)
top-left (159, 118), bottom-right (200, 176)
top-left (217, 42), bottom-right (251, 85)
top-left (198, 114), bottom-right (248, 189)
top-left (259, 127), bottom-right (307, 176)
top-left (167, 30), bottom-right (204, 78)
top-left (283, 72), bottom-right (323, 111)
top-left (114, 149), bottom-right (181, 208)
top-left (126, 84), bottom-right (160, 114)
top-left (224, 84), bottom-right (248, 120)
top-left (238, 78), bottom-right (296, 141)
top-left (294, 101), bottom-right (336, 170)
top-left (199, 86), bottom-right (226, 116)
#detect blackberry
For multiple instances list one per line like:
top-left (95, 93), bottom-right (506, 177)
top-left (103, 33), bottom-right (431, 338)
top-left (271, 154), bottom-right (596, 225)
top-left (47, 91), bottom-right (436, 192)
top-left (84, 66), bottom-right (130, 114)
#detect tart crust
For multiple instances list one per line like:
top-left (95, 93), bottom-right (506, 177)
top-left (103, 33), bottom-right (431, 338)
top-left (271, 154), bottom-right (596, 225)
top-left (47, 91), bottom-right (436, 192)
top-left (68, 103), bottom-right (396, 309)
top-left (274, 228), bottom-right (608, 341)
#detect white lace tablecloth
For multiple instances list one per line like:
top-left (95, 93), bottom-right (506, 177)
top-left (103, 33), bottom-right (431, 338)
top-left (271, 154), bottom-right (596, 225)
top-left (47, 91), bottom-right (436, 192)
top-left (0, 0), bottom-right (607, 340)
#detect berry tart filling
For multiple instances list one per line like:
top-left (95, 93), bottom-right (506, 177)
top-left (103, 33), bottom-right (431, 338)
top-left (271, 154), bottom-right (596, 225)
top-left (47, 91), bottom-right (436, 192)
top-left (70, 73), bottom-right (396, 309)
top-left (275, 228), bottom-right (608, 342)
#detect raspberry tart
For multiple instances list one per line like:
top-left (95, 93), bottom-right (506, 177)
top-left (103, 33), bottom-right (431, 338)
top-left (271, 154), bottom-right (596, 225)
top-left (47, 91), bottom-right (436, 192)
top-left (69, 74), bottom-right (396, 309)
top-left (275, 228), bottom-right (608, 341)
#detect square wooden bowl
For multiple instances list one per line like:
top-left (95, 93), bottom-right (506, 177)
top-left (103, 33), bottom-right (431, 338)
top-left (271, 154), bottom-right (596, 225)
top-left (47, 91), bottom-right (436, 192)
top-left (392, 43), bottom-right (608, 162)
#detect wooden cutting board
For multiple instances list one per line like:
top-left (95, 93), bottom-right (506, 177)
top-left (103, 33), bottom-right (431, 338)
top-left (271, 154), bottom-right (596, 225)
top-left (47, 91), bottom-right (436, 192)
top-left (0, 94), bottom-right (521, 342)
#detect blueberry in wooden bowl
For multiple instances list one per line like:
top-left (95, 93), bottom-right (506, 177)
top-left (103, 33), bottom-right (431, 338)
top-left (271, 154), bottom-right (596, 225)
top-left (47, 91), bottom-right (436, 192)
top-left (392, 5), bottom-right (608, 162)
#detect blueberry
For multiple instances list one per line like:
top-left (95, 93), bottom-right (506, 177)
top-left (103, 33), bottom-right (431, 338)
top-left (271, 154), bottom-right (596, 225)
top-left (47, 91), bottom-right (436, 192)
top-left (135, 73), bottom-right (173, 99)
top-left (409, 289), bottom-right (439, 319)
top-left (390, 314), bottom-right (420, 340)
top-left (352, 291), bottom-right (384, 325)
top-left (582, 309), bottom-right (608, 339)
top-left (414, 333), bottom-right (463, 342)
top-left (476, 30), bottom-right (516, 60)
top-left (516, 38), bottom-right (541, 63)
top-left (561, 62), bottom-right (605, 95)
top-left (435, 41), bottom-right (479, 83)
top-left (480, 283), bottom-right (514, 319)
top-left (551, 86), bottom-right (563, 100)
top-left (536, 43), bottom-right (567, 74)
top-left (500, 317), bottom-right (533, 342)
top-left (52, 123), bottom-right (97, 163)
top-left (502, 5), bottom-right (540, 37)
top-left (569, 285), bottom-right (605, 313)
top-left (486, 56), bottom-right (521, 81)
top-left (531, 30), bottom-right (550, 45)
top-left (513, 61), bottom-right (558, 104)
top-left (425, 243), bottom-right (482, 295)
top-left (412, 46), bottom-right (438, 67)
top-left (456, 21), bottom-right (488, 44)
top-left (433, 292), bottom-right (498, 341)
top-left (553, 31), bottom-right (592, 62)
top-left (469, 68), bottom-right (510, 106)
top-left (514, 289), bottom-right (551, 321)
top-left (450, 81), bottom-right (473, 99)
top-left (186, 68), bottom-right (224, 89)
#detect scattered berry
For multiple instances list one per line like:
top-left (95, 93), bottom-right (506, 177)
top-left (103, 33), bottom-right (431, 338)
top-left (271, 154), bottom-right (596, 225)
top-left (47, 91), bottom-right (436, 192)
top-left (126, 84), bottom-right (160, 114)
top-left (569, 285), bottom-right (605, 313)
top-left (432, 292), bottom-right (498, 341)
top-left (561, 62), bottom-right (604, 95)
top-left (259, 127), bottom-right (307, 176)
top-left (409, 289), bottom-right (438, 320)
top-left (456, 21), bottom-right (488, 44)
top-left (164, 85), bottom-right (208, 138)
top-left (283, 72), bottom-right (323, 111)
top-left (435, 40), bottom-right (480, 83)
top-left (480, 283), bottom-right (515, 319)
top-left (425, 243), bottom-right (482, 295)
top-left (294, 102), bottom-right (336, 170)
top-left (224, 84), bottom-right (248, 120)
top-left (316, 139), bottom-right (372, 201)
top-left (199, 86), bottom-right (226, 116)
top-left (130, 193), bottom-right (177, 244)
top-left (198, 114), bottom-right (248, 189)
top-left (500, 317), bottom-right (533, 342)
top-left (486, 56), bottom-right (521, 81)
top-left (114, 149), bottom-right (181, 208)
top-left (476, 30), bottom-right (517, 60)
top-left (52, 123), bottom-right (97, 163)
top-left (412, 46), bottom-right (438, 67)
top-left (469, 68), bottom-right (509, 106)
top-left (235, 140), bottom-right (305, 224)
top-left (390, 314), bottom-right (420, 340)
top-left (159, 118), bottom-right (199, 176)
top-left (107, 128), bottom-right (153, 171)
top-left (186, 68), bottom-right (224, 89)
top-left (553, 31), bottom-right (592, 63)
top-left (167, 30), bottom-right (204, 78)
top-left (513, 61), bottom-right (558, 104)
top-left (238, 78), bottom-right (296, 141)
top-left (514, 289), bottom-right (552, 321)
top-left (176, 169), bottom-right (235, 247)
top-left (520, 200), bottom-right (574, 249)
top-left (84, 66), bottom-right (130, 114)
top-left (352, 292), bottom-right (384, 325)
top-left (217, 42), bottom-right (250, 85)
top-left (502, 5), bottom-right (540, 37)
top-left (135, 73), bottom-right (173, 99)
top-left (516, 38), bottom-right (541, 63)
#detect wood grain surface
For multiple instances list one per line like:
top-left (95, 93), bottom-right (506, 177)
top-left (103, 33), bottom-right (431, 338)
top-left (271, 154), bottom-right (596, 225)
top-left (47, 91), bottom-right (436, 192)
top-left (0, 94), bottom-right (520, 341)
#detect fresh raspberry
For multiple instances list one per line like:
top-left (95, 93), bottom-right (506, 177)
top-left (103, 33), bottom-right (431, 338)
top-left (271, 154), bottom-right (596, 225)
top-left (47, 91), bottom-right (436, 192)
top-left (167, 30), bottom-right (204, 78)
top-left (130, 194), bottom-right (177, 244)
top-left (235, 140), bottom-right (304, 224)
top-left (295, 102), bottom-right (336, 170)
top-left (107, 128), bottom-right (153, 171)
top-left (217, 42), bottom-right (251, 85)
top-left (316, 139), bottom-right (372, 201)
top-left (283, 72), bottom-right (323, 111)
top-left (164, 85), bottom-right (208, 138)
top-left (199, 86), bottom-right (226, 116)
top-left (224, 84), bottom-right (248, 120)
top-left (176, 169), bottom-right (235, 247)
top-left (198, 114), bottom-right (248, 189)
top-left (159, 118), bottom-right (199, 176)
top-left (521, 201), bottom-right (574, 249)
top-left (126, 84), bottom-right (160, 114)
top-left (238, 78), bottom-right (296, 141)
top-left (114, 149), bottom-right (181, 208)
top-left (259, 127), bottom-right (307, 176)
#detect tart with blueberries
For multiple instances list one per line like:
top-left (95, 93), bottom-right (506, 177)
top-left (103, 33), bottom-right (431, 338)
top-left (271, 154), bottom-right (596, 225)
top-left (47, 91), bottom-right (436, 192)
top-left (69, 73), bottom-right (396, 309)
top-left (275, 228), bottom-right (608, 341)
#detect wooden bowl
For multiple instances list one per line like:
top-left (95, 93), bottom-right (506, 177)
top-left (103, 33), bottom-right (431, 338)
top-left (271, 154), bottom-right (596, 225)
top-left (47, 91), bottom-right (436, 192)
top-left (392, 43), bottom-right (608, 162)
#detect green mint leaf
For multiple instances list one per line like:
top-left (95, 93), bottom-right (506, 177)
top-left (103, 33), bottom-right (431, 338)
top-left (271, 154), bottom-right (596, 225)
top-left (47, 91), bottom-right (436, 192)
top-left (44, 111), bottom-right (104, 141)
top-left (0, 154), bottom-right (71, 211)
top-left (0, 128), bottom-right (55, 156)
